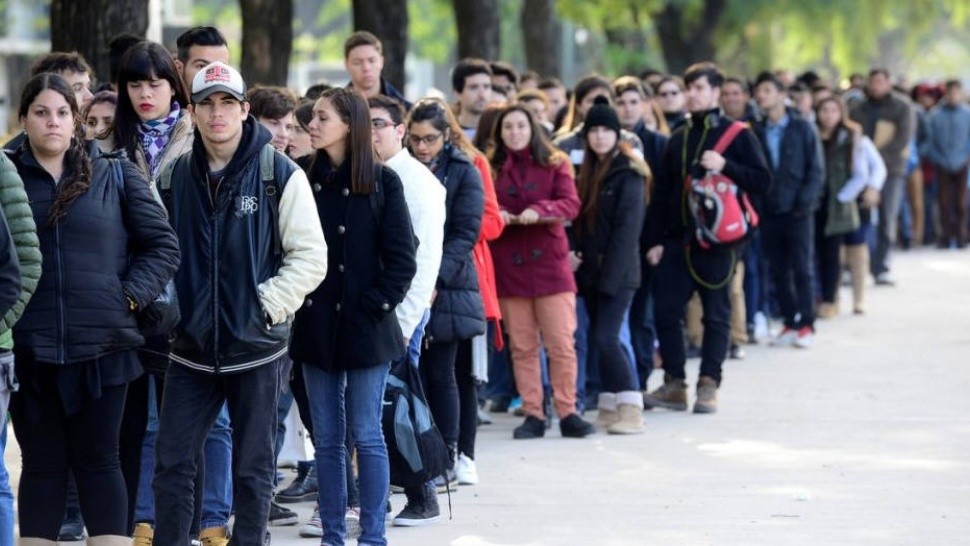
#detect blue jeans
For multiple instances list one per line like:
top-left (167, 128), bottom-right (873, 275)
top-left (0, 351), bottom-right (15, 546)
top-left (304, 362), bottom-right (390, 546)
top-left (200, 405), bottom-right (232, 529)
top-left (154, 361), bottom-right (281, 546)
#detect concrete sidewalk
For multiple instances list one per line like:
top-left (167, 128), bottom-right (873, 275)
top-left (7, 248), bottom-right (970, 545)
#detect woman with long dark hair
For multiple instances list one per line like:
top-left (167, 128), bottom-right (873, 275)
top-left (291, 87), bottom-right (416, 546)
top-left (573, 98), bottom-right (649, 434)
top-left (8, 72), bottom-right (179, 545)
top-left (814, 96), bottom-right (886, 316)
top-left (488, 103), bottom-right (595, 440)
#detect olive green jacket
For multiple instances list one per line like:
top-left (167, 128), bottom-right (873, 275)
top-left (0, 151), bottom-right (41, 349)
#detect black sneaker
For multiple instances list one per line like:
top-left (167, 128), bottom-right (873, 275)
top-left (729, 344), bottom-right (746, 360)
top-left (489, 395), bottom-right (512, 413)
top-left (276, 461), bottom-right (318, 503)
top-left (58, 507), bottom-right (86, 542)
top-left (559, 413), bottom-right (595, 438)
top-left (268, 501), bottom-right (298, 526)
top-left (513, 416), bottom-right (546, 439)
top-left (393, 485), bottom-right (440, 527)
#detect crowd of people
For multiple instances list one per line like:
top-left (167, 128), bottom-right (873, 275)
top-left (0, 22), bottom-right (966, 546)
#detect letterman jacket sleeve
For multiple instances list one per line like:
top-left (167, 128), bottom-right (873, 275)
top-left (258, 168), bottom-right (328, 325)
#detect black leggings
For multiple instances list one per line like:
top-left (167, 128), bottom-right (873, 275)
top-left (586, 289), bottom-right (638, 393)
top-left (815, 211), bottom-right (843, 304)
top-left (10, 373), bottom-right (128, 538)
top-left (455, 339), bottom-right (478, 459)
top-left (419, 340), bottom-right (459, 450)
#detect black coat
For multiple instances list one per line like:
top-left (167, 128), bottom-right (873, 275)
top-left (644, 109), bottom-right (772, 249)
top-left (290, 155), bottom-right (417, 371)
top-left (424, 145), bottom-right (485, 344)
top-left (752, 109), bottom-right (825, 217)
top-left (11, 143), bottom-right (180, 364)
top-left (574, 154), bottom-right (646, 296)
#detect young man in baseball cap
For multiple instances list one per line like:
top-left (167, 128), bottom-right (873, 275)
top-left (153, 61), bottom-right (328, 545)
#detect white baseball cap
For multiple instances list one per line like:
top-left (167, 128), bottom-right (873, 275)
top-left (192, 61), bottom-right (246, 103)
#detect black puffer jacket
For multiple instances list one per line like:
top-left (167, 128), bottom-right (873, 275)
top-left (574, 153), bottom-right (647, 296)
top-left (424, 144), bottom-right (485, 344)
top-left (11, 143), bottom-right (180, 364)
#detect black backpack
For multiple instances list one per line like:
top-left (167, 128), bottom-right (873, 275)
top-left (382, 355), bottom-right (450, 488)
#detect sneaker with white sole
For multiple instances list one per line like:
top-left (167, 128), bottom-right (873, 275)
top-left (794, 326), bottom-right (815, 348)
top-left (346, 506), bottom-right (361, 539)
top-left (455, 453), bottom-right (479, 485)
top-left (298, 507), bottom-right (322, 538)
top-left (770, 327), bottom-right (798, 347)
top-left (393, 484), bottom-right (440, 527)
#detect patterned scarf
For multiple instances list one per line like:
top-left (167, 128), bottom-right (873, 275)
top-left (139, 101), bottom-right (181, 177)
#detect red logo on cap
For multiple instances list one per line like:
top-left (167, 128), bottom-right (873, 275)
top-left (203, 66), bottom-right (231, 84)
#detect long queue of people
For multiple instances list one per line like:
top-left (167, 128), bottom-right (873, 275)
top-left (0, 22), bottom-right (962, 546)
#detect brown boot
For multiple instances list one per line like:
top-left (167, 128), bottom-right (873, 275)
top-left (606, 391), bottom-right (645, 434)
top-left (693, 376), bottom-right (719, 414)
top-left (594, 392), bottom-right (619, 428)
top-left (846, 244), bottom-right (868, 314)
top-left (198, 526), bottom-right (230, 546)
top-left (18, 539), bottom-right (57, 546)
top-left (816, 302), bottom-right (838, 319)
top-left (642, 374), bottom-right (688, 411)
top-left (86, 537), bottom-right (130, 546)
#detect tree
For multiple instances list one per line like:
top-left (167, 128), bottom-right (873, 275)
top-left (239, 0), bottom-right (294, 86)
top-left (50, 0), bottom-right (148, 84)
top-left (352, 0), bottom-right (409, 90)
top-left (652, 0), bottom-right (727, 75)
top-left (521, 0), bottom-right (562, 78)
top-left (453, 0), bottom-right (500, 60)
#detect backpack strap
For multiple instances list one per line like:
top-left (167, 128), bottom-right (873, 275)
top-left (712, 121), bottom-right (745, 155)
top-left (259, 144), bottom-right (284, 257)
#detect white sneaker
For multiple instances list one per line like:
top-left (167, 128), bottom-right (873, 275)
top-left (753, 312), bottom-right (769, 342)
top-left (455, 452), bottom-right (479, 485)
top-left (298, 507), bottom-right (322, 538)
top-left (770, 327), bottom-right (798, 347)
top-left (794, 327), bottom-right (814, 349)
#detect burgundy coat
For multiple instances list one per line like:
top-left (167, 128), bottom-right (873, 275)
top-left (490, 148), bottom-right (580, 298)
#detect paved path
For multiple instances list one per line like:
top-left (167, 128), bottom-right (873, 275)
top-left (7, 248), bottom-right (970, 545)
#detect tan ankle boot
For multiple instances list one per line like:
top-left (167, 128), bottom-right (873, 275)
top-left (132, 523), bottom-right (154, 546)
top-left (606, 391), bottom-right (645, 434)
top-left (846, 244), bottom-right (868, 314)
top-left (18, 539), bottom-right (57, 546)
top-left (642, 374), bottom-right (688, 411)
top-left (595, 392), bottom-right (618, 428)
top-left (86, 536), bottom-right (130, 546)
top-left (817, 301), bottom-right (838, 319)
top-left (199, 525), bottom-right (230, 546)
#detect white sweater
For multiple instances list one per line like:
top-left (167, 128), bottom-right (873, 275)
top-left (386, 148), bottom-right (446, 341)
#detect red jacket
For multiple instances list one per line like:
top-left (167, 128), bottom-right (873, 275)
top-left (490, 148), bottom-right (579, 299)
top-left (471, 154), bottom-right (504, 337)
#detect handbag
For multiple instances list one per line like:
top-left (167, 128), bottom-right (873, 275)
top-left (111, 158), bottom-right (181, 338)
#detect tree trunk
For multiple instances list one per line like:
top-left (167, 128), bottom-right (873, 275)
top-left (453, 0), bottom-right (500, 60)
top-left (239, 0), bottom-right (294, 87)
top-left (50, 0), bottom-right (149, 86)
top-left (652, 0), bottom-right (727, 75)
top-left (521, 0), bottom-right (562, 78)
top-left (352, 0), bottom-right (408, 91)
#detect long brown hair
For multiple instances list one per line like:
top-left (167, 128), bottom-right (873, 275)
top-left (576, 140), bottom-right (651, 231)
top-left (557, 75), bottom-right (612, 137)
top-left (19, 73), bottom-right (92, 225)
top-left (408, 97), bottom-right (482, 160)
top-left (488, 104), bottom-right (566, 174)
top-left (312, 87), bottom-right (376, 194)
top-left (815, 95), bottom-right (863, 172)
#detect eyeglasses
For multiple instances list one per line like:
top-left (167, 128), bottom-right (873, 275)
top-left (371, 118), bottom-right (397, 130)
top-left (658, 90), bottom-right (682, 98)
top-left (408, 133), bottom-right (444, 147)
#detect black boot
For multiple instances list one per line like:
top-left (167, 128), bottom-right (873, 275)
top-left (275, 460), bottom-right (318, 503)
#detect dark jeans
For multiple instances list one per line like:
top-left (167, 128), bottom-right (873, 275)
top-left (629, 271), bottom-right (656, 390)
top-left (154, 360), bottom-right (282, 546)
top-left (10, 370), bottom-right (128, 539)
top-left (584, 289), bottom-right (638, 393)
top-left (419, 340), bottom-right (459, 449)
top-left (455, 339), bottom-right (477, 459)
top-left (936, 165), bottom-right (969, 245)
top-left (763, 214), bottom-right (816, 329)
top-left (873, 174), bottom-right (906, 275)
top-left (652, 242), bottom-right (732, 384)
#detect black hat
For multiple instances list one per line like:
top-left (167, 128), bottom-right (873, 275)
top-left (583, 95), bottom-right (621, 136)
